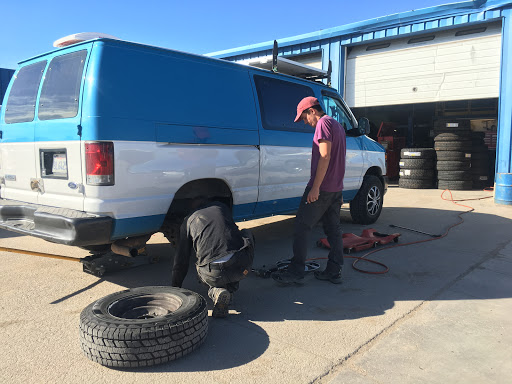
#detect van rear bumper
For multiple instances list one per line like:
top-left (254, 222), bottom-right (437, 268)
top-left (0, 198), bottom-right (113, 246)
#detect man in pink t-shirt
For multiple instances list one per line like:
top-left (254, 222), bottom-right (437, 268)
top-left (272, 97), bottom-right (346, 285)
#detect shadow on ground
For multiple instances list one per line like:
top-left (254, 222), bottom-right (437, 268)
top-left (43, 205), bottom-right (512, 371)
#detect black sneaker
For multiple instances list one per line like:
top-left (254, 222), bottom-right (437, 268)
top-left (271, 270), bottom-right (304, 286)
top-left (314, 269), bottom-right (343, 284)
top-left (208, 288), bottom-right (231, 318)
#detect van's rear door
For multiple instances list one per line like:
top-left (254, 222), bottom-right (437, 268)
top-left (34, 49), bottom-right (88, 211)
top-left (0, 60), bottom-right (47, 203)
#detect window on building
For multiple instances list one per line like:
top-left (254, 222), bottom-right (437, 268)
top-left (38, 50), bottom-right (87, 120)
top-left (254, 75), bottom-right (315, 133)
top-left (4, 61), bottom-right (46, 124)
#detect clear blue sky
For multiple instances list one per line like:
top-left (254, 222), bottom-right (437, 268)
top-left (0, 0), bottom-right (456, 69)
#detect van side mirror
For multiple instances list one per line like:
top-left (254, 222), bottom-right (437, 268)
top-left (358, 117), bottom-right (371, 136)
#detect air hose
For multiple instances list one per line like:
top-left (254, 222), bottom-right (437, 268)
top-left (309, 188), bottom-right (493, 275)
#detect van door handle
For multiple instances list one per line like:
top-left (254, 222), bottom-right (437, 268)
top-left (0, 130), bottom-right (2, 139)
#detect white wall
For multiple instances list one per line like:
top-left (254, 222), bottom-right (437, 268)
top-left (345, 22), bottom-right (502, 108)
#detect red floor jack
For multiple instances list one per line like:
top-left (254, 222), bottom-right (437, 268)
top-left (317, 228), bottom-right (400, 253)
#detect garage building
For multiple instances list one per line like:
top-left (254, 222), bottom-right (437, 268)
top-left (208, 0), bottom-right (512, 205)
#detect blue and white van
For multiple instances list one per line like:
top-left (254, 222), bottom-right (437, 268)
top-left (0, 37), bottom-right (386, 252)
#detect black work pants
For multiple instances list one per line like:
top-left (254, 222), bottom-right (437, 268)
top-left (196, 229), bottom-right (255, 293)
top-left (288, 187), bottom-right (344, 277)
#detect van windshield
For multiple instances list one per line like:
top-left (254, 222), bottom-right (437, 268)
top-left (4, 61), bottom-right (46, 124)
top-left (38, 50), bottom-right (87, 120)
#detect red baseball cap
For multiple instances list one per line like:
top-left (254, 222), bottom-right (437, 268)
top-left (294, 96), bottom-right (320, 122)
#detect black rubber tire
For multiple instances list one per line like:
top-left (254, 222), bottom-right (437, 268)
top-left (435, 151), bottom-right (471, 161)
top-left (399, 169), bottom-right (435, 179)
top-left (400, 148), bottom-right (435, 159)
top-left (438, 180), bottom-right (473, 190)
top-left (399, 158), bottom-right (434, 169)
top-left (434, 141), bottom-right (472, 151)
top-left (437, 170), bottom-right (472, 181)
top-left (80, 286), bottom-right (208, 368)
top-left (434, 133), bottom-right (471, 142)
top-left (436, 160), bottom-right (471, 171)
top-left (398, 178), bottom-right (436, 189)
top-left (349, 175), bottom-right (384, 225)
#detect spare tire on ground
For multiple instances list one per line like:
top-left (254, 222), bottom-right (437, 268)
top-left (80, 286), bottom-right (208, 368)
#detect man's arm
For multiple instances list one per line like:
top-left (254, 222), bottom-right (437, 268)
top-left (307, 139), bottom-right (331, 203)
top-left (171, 219), bottom-right (193, 287)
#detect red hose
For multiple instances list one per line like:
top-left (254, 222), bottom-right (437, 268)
top-left (308, 188), bottom-right (493, 274)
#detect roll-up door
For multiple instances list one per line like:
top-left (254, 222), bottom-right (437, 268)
top-left (345, 22), bottom-right (502, 108)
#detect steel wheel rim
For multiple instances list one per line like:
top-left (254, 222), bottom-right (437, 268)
top-left (367, 186), bottom-right (381, 216)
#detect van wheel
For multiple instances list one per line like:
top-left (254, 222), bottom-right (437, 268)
top-left (79, 286), bottom-right (208, 368)
top-left (349, 175), bottom-right (383, 224)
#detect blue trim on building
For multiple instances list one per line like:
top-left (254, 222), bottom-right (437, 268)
top-left (495, 7), bottom-right (512, 203)
top-left (208, 1), bottom-right (510, 59)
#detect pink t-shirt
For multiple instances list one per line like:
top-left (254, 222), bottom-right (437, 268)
top-left (307, 115), bottom-right (346, 192)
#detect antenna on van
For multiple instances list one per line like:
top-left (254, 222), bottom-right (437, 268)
top-left (272, 40), bottom-right (278, 73)
top-left (327, 60), bottom-right (332, 87)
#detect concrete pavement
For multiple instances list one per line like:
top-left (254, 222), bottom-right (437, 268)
top-left (0, 186), bottom-right (511, 383)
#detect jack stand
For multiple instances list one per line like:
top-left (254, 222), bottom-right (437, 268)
top-left (80, 248), bottom-right (159, 277)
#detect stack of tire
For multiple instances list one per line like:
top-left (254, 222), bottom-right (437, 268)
top-left (470, 132), bottom-right (490, 189)
top-left (398, 148), bottom-right (436, 189)
top-left (434, 132), bottom-right (472, 190)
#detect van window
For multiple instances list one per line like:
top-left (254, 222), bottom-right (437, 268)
top-left (38, 50), bottom-right (87, 120)
top-left (322, 94), bottom-right (354, 132)
top-left (254, 75), bottom-right (314, 133)
top-left (4, 61), bottom-right (46, 124)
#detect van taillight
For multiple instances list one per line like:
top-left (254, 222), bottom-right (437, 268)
top-left (85, 142), bottom-right (114, 185)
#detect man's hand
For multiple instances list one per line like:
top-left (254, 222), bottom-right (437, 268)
top-left (307, 186), bottom-right (320, 203)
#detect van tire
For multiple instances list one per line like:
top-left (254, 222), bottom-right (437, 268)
top-left (350, 175), bottom-right (383, 225)
top-left (79, 286), bottom-right (208, 368)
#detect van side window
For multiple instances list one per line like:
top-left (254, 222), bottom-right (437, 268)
top-left (322, 95), bottom-right (354, 132)
top-left (4, 61), bottom-right (46, 124)
top-left (254, 75), bottom-right (314, 133)
top-left (38, 50), bottom-right (87, 121)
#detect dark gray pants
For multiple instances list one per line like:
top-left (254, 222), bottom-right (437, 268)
top-left (288, 187), bottom-right (344, 277)
top-left (196, 229), bottom-right (254, 293)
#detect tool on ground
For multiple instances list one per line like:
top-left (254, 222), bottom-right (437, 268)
top-left (389, 224), bottom-right (441, 238)
top-left (252, 259), bottom-right (320, 278)
top-left (0, 245), bottom-right (158, 277)
top-left (81, 250), bottom-right (159, 277)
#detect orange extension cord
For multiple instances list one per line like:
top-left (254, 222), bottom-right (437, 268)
top-left (307, 188), bottom-right (494, 275)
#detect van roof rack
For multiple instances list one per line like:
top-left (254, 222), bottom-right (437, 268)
top-left (239, 40), bottom-right (332, 86)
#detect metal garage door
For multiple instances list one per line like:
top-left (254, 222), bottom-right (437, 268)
top-left (345, 22), bottom-right (502, 108)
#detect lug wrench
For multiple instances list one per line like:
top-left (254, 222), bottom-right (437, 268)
top-left (389, 224), bottom-right (442, 238)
